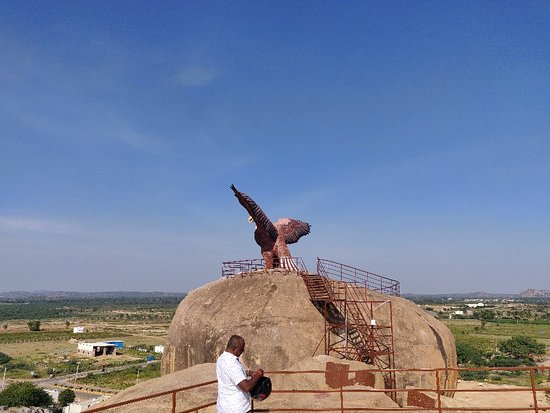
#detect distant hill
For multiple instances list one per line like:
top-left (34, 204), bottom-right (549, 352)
top-left (520, 289), bottom-right (550, 298)
top-left (403, 290), bottom-right (550, 301)
top-left (0, 290), bottom-right (186, 301)
top-left (402, 292), bottom-right (521, 299)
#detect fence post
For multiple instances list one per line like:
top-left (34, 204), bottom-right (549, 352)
top-left (172, 391), bottom-right (176, 413)
top-left (435, 370), bottom-right (442, 413)
top-left (529, 368), bottom-right (539, 413)
top-left (340, 382), bottom-right (344, 413)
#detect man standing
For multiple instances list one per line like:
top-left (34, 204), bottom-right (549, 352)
top-left (216, 335), bottom-right (264, 413)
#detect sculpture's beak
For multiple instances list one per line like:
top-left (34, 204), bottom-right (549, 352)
top-left (248, 216), bottom-right (254, 224)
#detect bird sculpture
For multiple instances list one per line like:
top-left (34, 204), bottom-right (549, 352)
top-left (230, 184), bottom-right (311, 271)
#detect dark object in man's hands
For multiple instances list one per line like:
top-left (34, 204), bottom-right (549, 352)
top-left (250, 376), bottom-right (271, 401)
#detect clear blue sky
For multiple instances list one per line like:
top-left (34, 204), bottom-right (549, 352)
top-left (1, 1), bottom-right (548, 294)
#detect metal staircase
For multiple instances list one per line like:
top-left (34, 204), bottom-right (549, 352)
top-left (303, 258), bottom-right (398, 397)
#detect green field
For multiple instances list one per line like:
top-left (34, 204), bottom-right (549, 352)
top-left (0, 297), bottom-right (179, 386)
top-left (444, 318), bottom-right (550, 350)
top-left (77, 362), bottom-right (161, 390)
top-left (0, 297), bottom-right (180, 321)
top-left (442, 318), bottom-right (549, 386)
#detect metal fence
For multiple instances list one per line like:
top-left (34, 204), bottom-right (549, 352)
top-left (83, 365), bottom-right (550, 412)
top-left (222, 257), bottom-right (308, 278)
top-left (317, 258), bottom-right (400, 296)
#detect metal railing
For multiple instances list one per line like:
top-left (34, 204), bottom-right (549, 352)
top-left (84, 379), bottom-right (217, 413)
top-left (83, 365), bottom-right (550, 412)
top-left (222, 257), bottom-right (308, 278)
top-left (317, 258), bottom-right (400, 296)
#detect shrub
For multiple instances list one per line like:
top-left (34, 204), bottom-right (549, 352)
top-left (58, 389), bottom-right (76, 407)
top-left (0, 381), bottom-right (53, 407)
top-left (27, 320), bottom-right (41, 332)
top-left (498, 336), bottom-right (545, 360)
top-left (459, 369), bottom-right (488, 381)
top-left (456, 342), bottom-right (485, 366)
top-left (4, 359), bottom-right (36, 371)
top-left (473, 309), bottom-right (497, 328)
top-left (0, 352), bottom-right (12, 364)
top-left (488, 356), bottom-right (534, 368)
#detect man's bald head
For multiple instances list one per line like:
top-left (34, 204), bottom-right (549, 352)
top-left (227, 335), bottom-right (244, 349)
top-left (226, 335), bottom-right (245, 356)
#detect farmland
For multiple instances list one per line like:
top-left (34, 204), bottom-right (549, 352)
top-left (0, 296), bottom-right (183, 388)
top-left (413, 296), bottom-right (550, 386)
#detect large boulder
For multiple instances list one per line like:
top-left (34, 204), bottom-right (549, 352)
top-left (162, 270), bottom-right (325, 374)
top-left (161, 270), bottom-right (457, 397)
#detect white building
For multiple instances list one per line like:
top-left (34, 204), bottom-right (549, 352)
top-left (73, 326), bottom-right (86, 333)
top-left (77, 342), bottom-right (117, 356)
top-left (154, 345), bottom-right (165, 354)
top-left (45, 388), bottom-right (59, 403)
top-left (467, 303), bottom-right (485, 308)
top-left (63, 397), bottom-right (107, 413)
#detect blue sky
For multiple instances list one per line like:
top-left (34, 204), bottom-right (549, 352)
top-left (1, 1), bottom-right (548, 294)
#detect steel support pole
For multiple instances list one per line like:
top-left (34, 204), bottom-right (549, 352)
top-left (435, 370), bottom-right (442, 413)
top-left (529, 368), bottom-right (539, 413)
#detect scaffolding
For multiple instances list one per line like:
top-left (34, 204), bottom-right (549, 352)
top-left (302, 258), bottom-right (399, 397)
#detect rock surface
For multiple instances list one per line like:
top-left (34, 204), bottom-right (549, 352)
top-left (161, 270), bottom-right (457, 397)
top-left (162, 270), bottom-right (326, 374)
top-left (90, 362), bottom-right (217, 413)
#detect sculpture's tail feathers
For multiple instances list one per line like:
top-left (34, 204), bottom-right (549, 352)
top-left (280, 256), bottom-right (299, 271)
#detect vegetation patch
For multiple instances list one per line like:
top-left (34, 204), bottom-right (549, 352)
top-left (78, 362), bottom-right (161, 390)
top-left (0, 381), bottom-right (53, 408)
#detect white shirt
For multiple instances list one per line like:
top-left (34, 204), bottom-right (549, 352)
top-left (216, 351), bottom-right (250, 413)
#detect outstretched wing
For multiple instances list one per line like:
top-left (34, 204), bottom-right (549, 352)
top-left (274, 218), bottom-right (311, 245)
top-left (230, 184), bottom-right (278, 241)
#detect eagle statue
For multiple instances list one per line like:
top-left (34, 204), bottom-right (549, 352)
top-left (230, 184), bottom-right (311, 271)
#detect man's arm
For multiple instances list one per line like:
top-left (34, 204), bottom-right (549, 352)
top-left (238, 369), bottom-right (264, 393)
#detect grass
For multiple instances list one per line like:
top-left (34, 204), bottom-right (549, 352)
top-left (0, 297), bottom-right (178, 390)
top-left (0, 329), bottom-right (165, 382)
top-left (444, 318), bottom-right (550, 386)
top-left (0, 330), bottom-right (129, 344)
top-left (444, 319), bottom-right (550, 348)
top-left (78, 362), bottom-right (161, 390)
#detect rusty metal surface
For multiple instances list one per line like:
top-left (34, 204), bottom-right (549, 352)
top-left (84, 379), bottom-right (217, 412)
top-left (222, 257), bottom-right (308, 277)
top-left (317, 258), bottom-right (400, 296)
top-left (84, 366), bottom-right (550, 412)
top-left (302, 272), bottom-right (397, 398)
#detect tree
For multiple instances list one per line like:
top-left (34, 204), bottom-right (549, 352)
top-left (498, 336), bottom-right (545, 361)
top-left (65, 320), bottom-right (70, 329)
top-left (58, 389), bottom-right (75, 407)
top-left (27, 320), bottom-right (41, 331)
top-left (0, 351), bottom-right (12, 364)
top-left (456, 342), bottom-right (484, 366)
top-left (473, 309), bottom-right (496, 328)
top-left (0, 382), bottom-right (53, 407)
top-left (2, 323), bottom-right (7, 331)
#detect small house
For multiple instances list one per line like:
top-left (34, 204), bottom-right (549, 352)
top-left (77, 342), bottom-right (117, 357)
